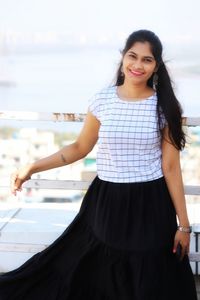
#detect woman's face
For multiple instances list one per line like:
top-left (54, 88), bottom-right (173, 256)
top-left (122, 41), bottom-right (157, 85)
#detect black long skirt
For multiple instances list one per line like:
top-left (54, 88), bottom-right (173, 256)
top-left (0, 175), bottom-right (197, 300)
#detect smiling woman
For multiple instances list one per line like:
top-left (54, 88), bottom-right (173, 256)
top-left (117, 41), bottom-right (157, 101)
top-left (0, 29), bottom-right (198, 300)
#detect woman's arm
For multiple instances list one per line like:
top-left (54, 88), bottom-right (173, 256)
top-left (11, 110), bottom-right (100, 195)
top-left (30, 111), bottom-right (100, 173)
top-left (161, 125), bottom-right (190, 259)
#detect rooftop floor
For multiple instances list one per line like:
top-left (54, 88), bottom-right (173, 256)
top-left (0, 201), bottom-right (81, 272)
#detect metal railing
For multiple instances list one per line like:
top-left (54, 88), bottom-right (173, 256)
top-left (0, 110), bottom-right (200, 265)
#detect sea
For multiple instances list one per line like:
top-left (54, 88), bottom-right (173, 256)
top-left (0, 46), bottom-right (200, 133)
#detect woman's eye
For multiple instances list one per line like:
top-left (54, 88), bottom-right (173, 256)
top-left (144, 58), bottom-right (153, 63)
top-left (129, 55), bottom-right (136, 59)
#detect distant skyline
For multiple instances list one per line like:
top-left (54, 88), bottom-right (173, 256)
top-left (0, 0), bottom-right (200, 46)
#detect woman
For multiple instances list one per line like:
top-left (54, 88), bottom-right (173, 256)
top-left (0, 29), bottom-right (197, 299)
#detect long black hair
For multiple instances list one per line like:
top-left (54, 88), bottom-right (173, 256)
top-left (114, 29), bottom-right (186, 151)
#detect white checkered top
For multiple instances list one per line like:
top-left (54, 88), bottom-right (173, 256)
top-left (88, 85), bottom-right (167, 183)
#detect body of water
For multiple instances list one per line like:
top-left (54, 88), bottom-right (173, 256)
top-left (0, 47), bottom-right (200, 132)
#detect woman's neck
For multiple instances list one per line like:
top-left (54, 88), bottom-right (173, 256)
top-left (118, 83), bottom-right (154, 100)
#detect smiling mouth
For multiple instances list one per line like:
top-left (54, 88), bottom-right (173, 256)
top-left (129, 69), bottom-right (144, 76)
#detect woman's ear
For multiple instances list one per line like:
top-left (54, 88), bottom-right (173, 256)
top-left (154, 67), bottom-right (158, 73)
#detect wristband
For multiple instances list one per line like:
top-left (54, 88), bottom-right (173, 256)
top-left (177, 226), bottom-right (192, 233)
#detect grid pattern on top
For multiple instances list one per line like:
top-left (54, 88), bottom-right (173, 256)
top-left (88, 86), bottom-right (167, 183)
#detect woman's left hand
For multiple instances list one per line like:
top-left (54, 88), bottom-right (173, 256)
top-left (173, 230), bottom-right (190, 261)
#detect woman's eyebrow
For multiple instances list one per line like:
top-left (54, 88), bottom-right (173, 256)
top-left (128, 51), bottom-right (154, 59)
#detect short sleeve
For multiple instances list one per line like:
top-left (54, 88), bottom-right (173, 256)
top-left (88, 93), bottom-right (101, 120)
top-left (87, 86), bottom-right (111, 121)
top-left (88, 94), bottom-right (98, 118)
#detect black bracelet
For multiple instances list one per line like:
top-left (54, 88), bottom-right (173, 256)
top-left (177, 226), bottom-right (192, 233)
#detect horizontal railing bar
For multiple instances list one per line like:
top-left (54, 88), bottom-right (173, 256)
top-left (184, 185), bottom-right (200, 195)
top-left (23, 179), bottom-right (91, 190)
top-left (182, 117), bottom-right (200, 127)
top-left (22, 180), bottom-right (200, 195)
top-left (188, 253), bottom-right (200, 262)
top-left (0, 111), bottom-right (200, 126)
top-left (1, 180), bottom-right (200, 195)
top-left (0, 180), bottom-right (90, 190)
top-left (0, 111), bottom-right (85, 122)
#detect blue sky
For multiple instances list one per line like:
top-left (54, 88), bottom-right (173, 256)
top-left (0, 0), bottom-right (200, 45)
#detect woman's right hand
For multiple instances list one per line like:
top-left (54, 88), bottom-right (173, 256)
top-left (10, 165), bottom-right (32, 196)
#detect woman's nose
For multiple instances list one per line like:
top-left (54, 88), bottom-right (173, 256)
top-left (133, 59), bottom-right (143, 69)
